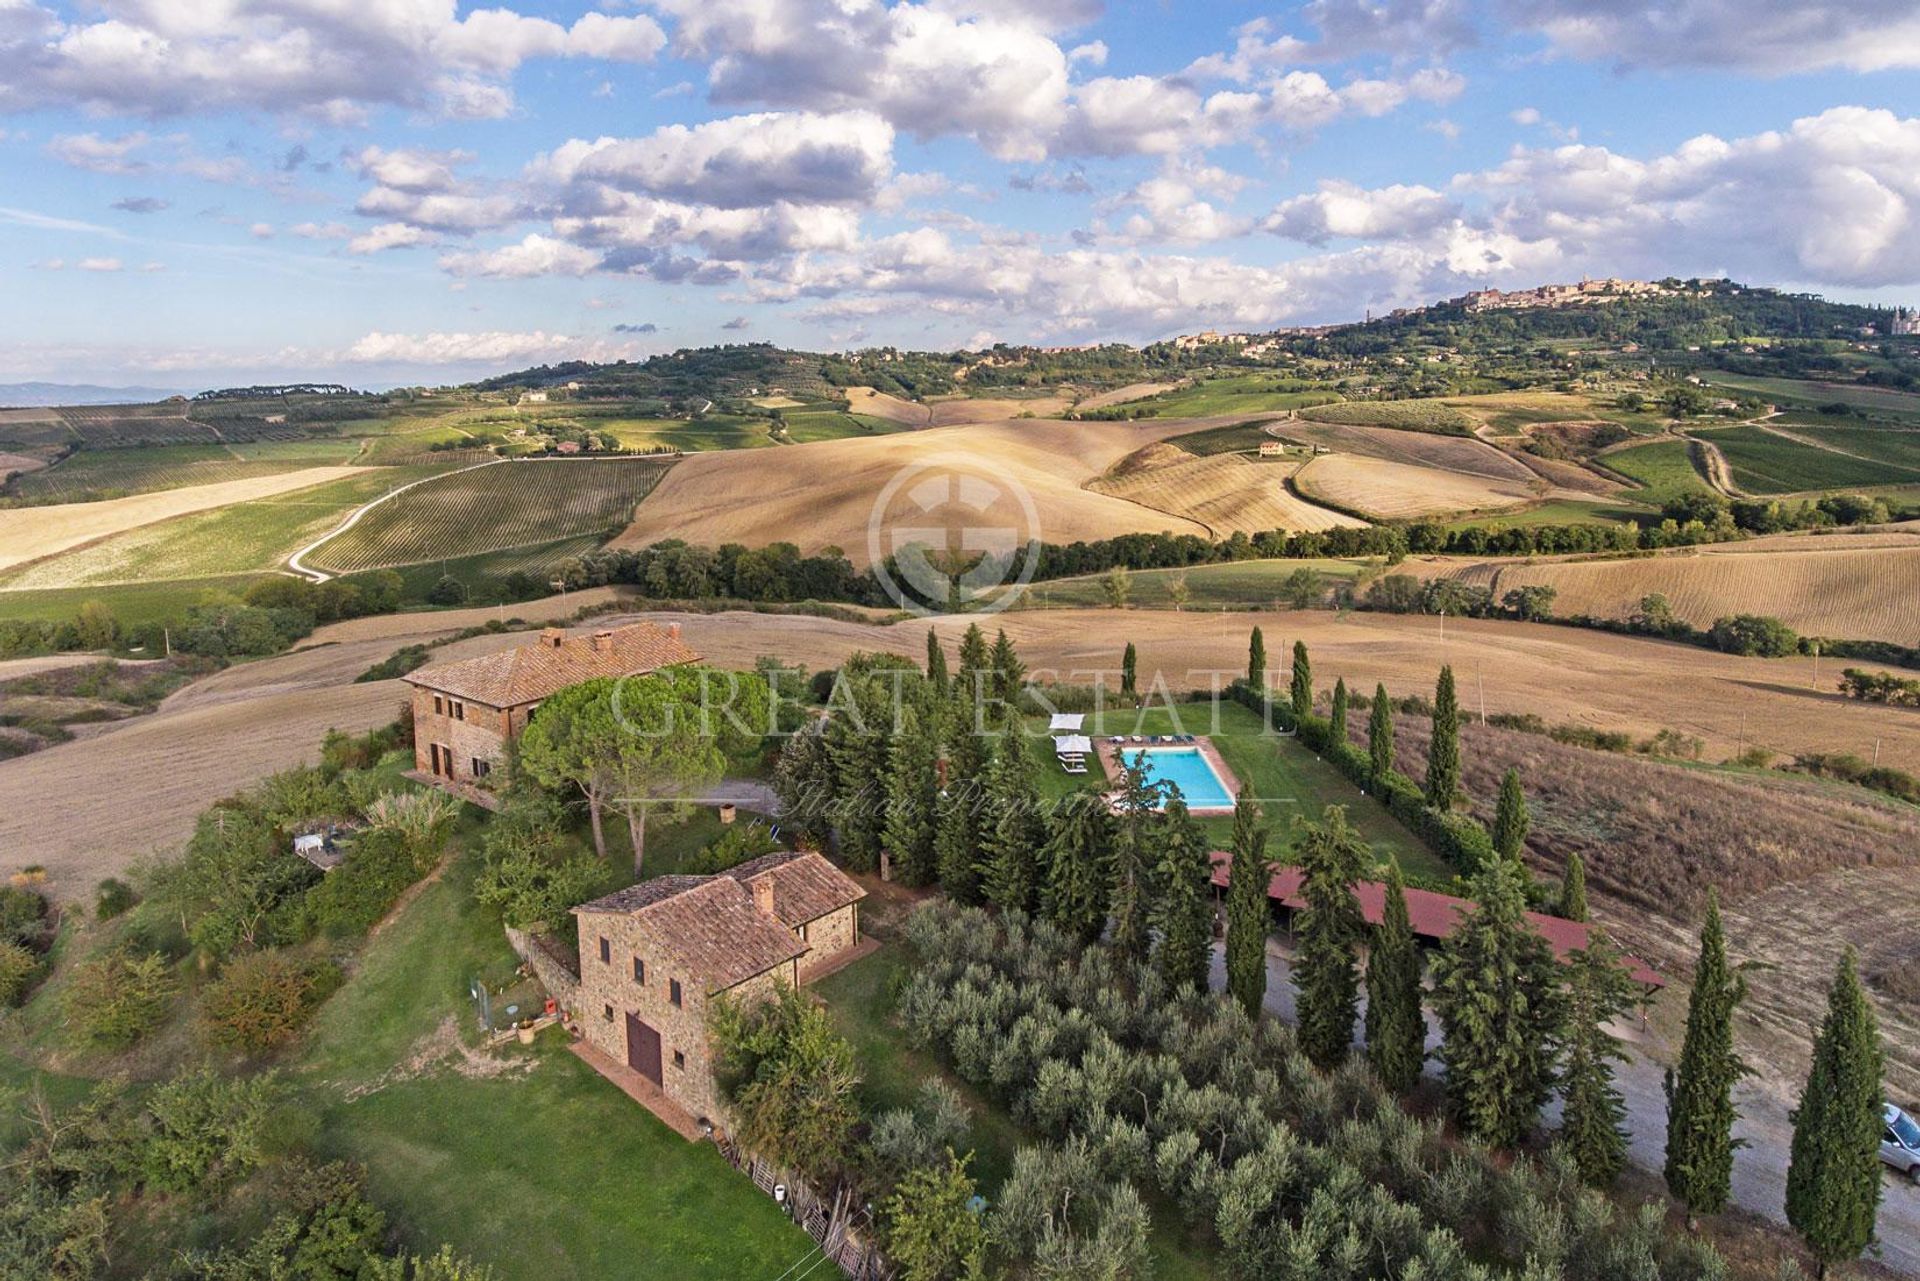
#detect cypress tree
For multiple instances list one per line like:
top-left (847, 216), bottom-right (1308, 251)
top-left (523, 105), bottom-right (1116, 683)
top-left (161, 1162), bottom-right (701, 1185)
top-left (1328, 677), bottom-right (1349, 746)
top-left (1430, 858), bottom-right (1565, 1147)
top-left (1292, 805), bottom-right (1372, 1070)
top-left (1786, 949), bottom-right (1885, 1278)
top-left (925, 627), bottom-right (949, 696)
top-left (825, 675), bottom-right (892, 872)
top-left (1247, 627), bottom-right (1266, 691)
top-left (1289, 640), bottom-right (1313, 722)
top-left (1223, 785), bottom-right (1273, 1018)
top-left (979, 723), bottom-right (1043, 912)
top-left (1559, 853), bottom-right (1589, 923)
top-left (1108, 759), bottom-right (1164, 966)
top-left (1492, 767), bottom-right (1530, 865)
top-left (1425, 665), bottom-right (1460, 810)
top-left (989, 628), bottom-right (1025, 705)
top-left (1041, 789), bottom-right (1114, 943)
top-left (882, 704), bottom-right (940, 885)
top-left (934, 787), bottom-right (981, 905)
top-left (1152, 795), bottom-right (1214, 992)
top-left (1365, 859), bottom-right (1426, 1093)
top-left (1368, 682), bottom-right (1394, 786)
top-left (772, 726), bottom-right (836, 849)
top-left (1560, 930), bottom-right (1640, 1187)
top-left (957, 622), bottom-right (990, 717)
top-left (1665, 891), bottom-right (1750, 1222)
top-left (1120, 641), bottom-right (1137, 698)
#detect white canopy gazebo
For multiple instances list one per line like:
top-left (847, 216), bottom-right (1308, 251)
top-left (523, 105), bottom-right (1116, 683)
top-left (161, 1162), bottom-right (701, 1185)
top-left (1048, 713), bottom-right (1085, 732)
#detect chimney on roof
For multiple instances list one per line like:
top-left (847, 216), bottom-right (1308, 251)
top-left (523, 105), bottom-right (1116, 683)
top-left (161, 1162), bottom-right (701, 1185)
top-left (749, 876), bottom-right (776, 920)
top-left (590, 629), bottom-right (614, 654)
top-left (540, 627), bottom-right (565, 648)
top-left (667, 622), bottom-right (682, 640)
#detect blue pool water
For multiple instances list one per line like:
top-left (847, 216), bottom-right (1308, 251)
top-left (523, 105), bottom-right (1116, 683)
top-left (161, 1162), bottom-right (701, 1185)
top-left (1121, 746), bottom-right (1233, 809)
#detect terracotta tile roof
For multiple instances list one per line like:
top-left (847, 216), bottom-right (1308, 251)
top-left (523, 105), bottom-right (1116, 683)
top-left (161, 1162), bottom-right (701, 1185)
top-left (403, 621), bottom-right (700, 708)
top-left (723, 850), bottom-right (865, 929)
top-left (580, 877), bottom-right (806, 993)
top-left (1208, 852), bottom-right (1665, 989)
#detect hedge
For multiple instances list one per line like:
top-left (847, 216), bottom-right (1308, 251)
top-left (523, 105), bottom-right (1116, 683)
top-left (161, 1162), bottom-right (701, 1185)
top-left (1226, 680), bottom-right (1495, 877)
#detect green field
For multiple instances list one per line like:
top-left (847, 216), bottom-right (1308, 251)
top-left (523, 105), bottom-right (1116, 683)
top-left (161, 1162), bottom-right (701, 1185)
top-left (1018, 558), bottom-right (1376, 610)
top-left (1777, 424), bottom-right (1920, 473)
top-left (308, 458), bottom-right (669, 575)
top-left (776, 409), bottom-right (907, 444)
top-left (1699, 425), bottom-right (1918, 494)
top-left (370, 535), bottom-right (608, 602)
top-left (0, 575), bottom-right (278, 624)
top-left (1440, 497), bottom-right (1654, 530)
top-left (0, 468), bottom-right (448, 590)
top-left (1599, 438), bottom-right (1711, 495)
top-left (1301, 399), bottom-right (1475, 434)
top-left (1167, 418), bottom-right (1289, 455)
top-left (1023, 700), bottom-right (1446, 879)
top-left (1704, 371), bottom-right (1920, 420)
top-left (599, 416), bottom-right (776, 451)
top-left (1116, 375), bottom-right (1339, 419)
top-left (6, 439), bottom-right (365, 504)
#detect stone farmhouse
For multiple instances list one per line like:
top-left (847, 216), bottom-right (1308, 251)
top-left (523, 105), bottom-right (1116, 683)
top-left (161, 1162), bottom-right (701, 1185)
top-left (402, 620), bottom-right (700, 790)
top-left (568, 851), bottom-right (866, 1125)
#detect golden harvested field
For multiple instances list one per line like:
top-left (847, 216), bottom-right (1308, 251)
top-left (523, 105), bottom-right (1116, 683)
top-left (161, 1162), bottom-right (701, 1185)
top-left (1293, 453), bottom-right (1537, 518)
top-left (841, 386), bottom-right (931, 426)
top-left (1505, 451), bottom-right (1625, 495)
top-left (1273, 419), bottom-right (1538, 481)
top-left (1088, 443), bottom-right (1363, 535)
top-left (0, 466), bottom-right (366, 573)
top-left (615, 417), bottom-right (1225, 562)
top-left (1075, 381), bottom-right (1183, 411)
top-left (927, 393), bottom-right (1075, 424)
top-left (1465, 545), bottom-right (1920, 644)
top-left (9, 600), bottom-right (1920, 891)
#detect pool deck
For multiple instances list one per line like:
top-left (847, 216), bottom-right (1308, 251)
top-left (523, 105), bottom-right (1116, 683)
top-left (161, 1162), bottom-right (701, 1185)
top-left (1093, 735), bottom-right (1243, 816)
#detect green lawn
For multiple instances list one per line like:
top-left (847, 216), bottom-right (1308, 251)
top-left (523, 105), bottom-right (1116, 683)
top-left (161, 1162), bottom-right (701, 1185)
top-left (1015, 558), bottom-right (1378, 610)
top-left (299, 853), bottom-right (813, 1279)
top-left (1022, 701), bottom-right (1446, 879)
top-left (1600, 438), bottom-right (1711, 496)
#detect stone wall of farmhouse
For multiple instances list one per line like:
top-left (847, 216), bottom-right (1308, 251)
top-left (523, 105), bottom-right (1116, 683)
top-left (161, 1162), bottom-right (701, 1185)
top-left (410, 687), bottom-right (511, 783)
top-left (504, 926), bottom-right (581, 1012)
top-left (800, 903), bottom-right (858, 963)
top-left (575, 910), bottom-right (796, 1125)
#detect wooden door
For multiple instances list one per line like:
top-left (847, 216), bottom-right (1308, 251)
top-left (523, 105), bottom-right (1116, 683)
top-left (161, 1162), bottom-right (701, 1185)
top-left (625, 1012), bottom-right (663, 1085)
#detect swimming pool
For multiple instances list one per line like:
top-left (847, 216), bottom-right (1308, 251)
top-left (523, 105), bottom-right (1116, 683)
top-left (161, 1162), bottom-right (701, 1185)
top-left (1120, 746), bottom-right (1234, 810)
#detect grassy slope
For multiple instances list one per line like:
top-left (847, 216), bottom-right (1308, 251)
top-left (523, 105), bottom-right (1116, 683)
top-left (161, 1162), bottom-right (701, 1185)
top-left (1122, 376), bottom-right (1338, 418)
top-left (1699, 425), bottom-right (1920, 494)
top-left (1600, 438), bottom-right (1711, 497)
top-left (299, 854), bottom-right (812, 1279)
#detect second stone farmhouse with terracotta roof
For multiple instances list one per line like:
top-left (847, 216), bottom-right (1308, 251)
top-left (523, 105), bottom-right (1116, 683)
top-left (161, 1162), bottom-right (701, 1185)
top-left (402, 620), bottom-right (700, 788)
top-left (570, 850), bottom-right (866, 1125)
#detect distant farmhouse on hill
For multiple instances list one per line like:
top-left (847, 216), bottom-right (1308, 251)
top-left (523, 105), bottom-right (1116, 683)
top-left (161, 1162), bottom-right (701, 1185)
top-left (402, 620), bottom-right (700, 791)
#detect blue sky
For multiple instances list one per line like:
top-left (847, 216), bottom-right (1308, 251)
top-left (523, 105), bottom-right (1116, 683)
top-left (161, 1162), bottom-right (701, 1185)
top-left (2, 0), bottom-right (1918, 387)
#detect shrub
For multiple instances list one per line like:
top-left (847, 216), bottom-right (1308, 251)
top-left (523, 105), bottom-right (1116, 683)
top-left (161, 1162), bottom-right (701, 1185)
top-left (201, 949), bottom-right (344, 1052)
top-left (1708, 613), bottom-right (1799, 657)
top-left (0, 884), bottom-right (49, 948)
top-left (94, 877), bottom-right (137, 921)
top-left (294, 827), bottom-right (422, 938)
top-left (685, 821), bottom-right (780, 874)
top-left (357, 644), bottom-right (431, 683)
top-left (65, 947), bottom-right (178, 1048)
top-left (0, 940), bottom-right (38, 1006)
top-left (142, 1069), bottom-right (288, 1194)
top-left (474, 795), bottom-right (609, 929)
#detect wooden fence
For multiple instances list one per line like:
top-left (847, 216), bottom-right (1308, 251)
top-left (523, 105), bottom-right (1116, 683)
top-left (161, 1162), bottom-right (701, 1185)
top-left (715, 1138), bottom-right (893, 1281)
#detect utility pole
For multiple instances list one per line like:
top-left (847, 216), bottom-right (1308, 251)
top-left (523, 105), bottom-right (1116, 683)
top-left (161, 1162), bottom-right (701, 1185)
top-left (1874, 738), bottom-right (1882, 769)
top-left (1477, 667), bottom-right (1487, 724)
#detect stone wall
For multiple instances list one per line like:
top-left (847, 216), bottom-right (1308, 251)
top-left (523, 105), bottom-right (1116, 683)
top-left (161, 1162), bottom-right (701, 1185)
top-left (800, 902), bottom-right (858, 962)
top-left (575, 909), bottom-right (797, 1125)
top-left (410, 686), bottom-right (510, 783)
top-left (505, 926), bottom-right (581, 1013)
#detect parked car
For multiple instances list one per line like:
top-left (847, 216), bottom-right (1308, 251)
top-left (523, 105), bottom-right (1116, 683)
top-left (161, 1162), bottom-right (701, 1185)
top-left (1885, 1103), bottom-right (1920, 1182)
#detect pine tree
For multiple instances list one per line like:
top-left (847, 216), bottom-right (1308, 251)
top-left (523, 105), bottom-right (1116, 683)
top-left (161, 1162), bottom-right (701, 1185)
top-left (1247, 627), bottom-right (1266, 691)
top-left (883, 705), bottom-right (940, 885)
top-left (1041, 789), bottom-right (1114, 943)
top-left (1425, 665), bottom-right (1460, 810)
top-left (1492, 767), bottom-right (1529, 864)
top-left (1292, 805), bottom-right (1372, 1069)
top-left (1368, 683), bottom-right (1394, 786)
top-left (925, 628), bottom-right (950, 696)
top-left (1560, 930), bottom-right (1640, 1187)
top-left (989, 628), bottom-right (1025, 705)
top-left (1289, 640), bottom-right (1313, 722)
top-left (1328, 678), bottom-right (1349, 746)
top-left (1108, 759), bottom-right (1164, 967)
top-left (1430, 858), bottom-right (1565, 1147)
top-left (1559, 853), bottom-right (1589, 923)
top-left (1786, 949), bottom-right (1885, 1278)
top-left (979, 723), bottom-right (1043, 912)
top-left (1664, 891), bottom-right (1750, 1222)
top-left (1120, 642), bottom-right (1137, 698)
top-left (934, 787), bottom-right (982, 904)
top-left (1152, 795), bottom-right (1214, 992)
top-left (1365, 859), bottom-right (1426, 1093)
top-left (1223, 786), bottom-right (1273, 1018)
